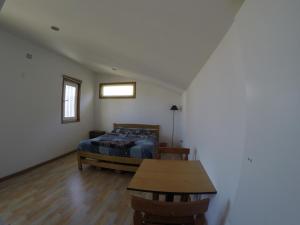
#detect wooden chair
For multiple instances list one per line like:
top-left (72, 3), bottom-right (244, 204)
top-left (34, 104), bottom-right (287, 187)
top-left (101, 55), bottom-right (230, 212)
top-left (156, 147), bottom-right (190, 161)
top-left (154, 147), bottom-right (190, 201)
top-left (131, 196), bottom-right (209, 225)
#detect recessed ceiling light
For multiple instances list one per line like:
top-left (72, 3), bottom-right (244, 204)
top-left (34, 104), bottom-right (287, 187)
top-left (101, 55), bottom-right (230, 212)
top-left (51, 26), bottom-right (60, 31)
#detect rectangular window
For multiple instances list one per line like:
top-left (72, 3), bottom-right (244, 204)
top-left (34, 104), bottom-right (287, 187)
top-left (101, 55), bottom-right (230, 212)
top-left (99, 82), bottom-right (136, 99)
top-left (62, 75), bottom-right (81, 123)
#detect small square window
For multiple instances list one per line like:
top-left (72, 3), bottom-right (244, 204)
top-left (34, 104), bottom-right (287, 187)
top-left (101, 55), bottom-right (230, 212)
top-left (62, 75), bottom-right (81, 123)
top-left (99, 82), bottom-right (136, 99)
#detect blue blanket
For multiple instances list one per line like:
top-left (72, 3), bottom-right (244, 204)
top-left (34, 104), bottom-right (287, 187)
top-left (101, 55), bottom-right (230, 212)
top-left (0, 218), bottom-right (6, 225)
top-left (77, 133), bottom-right (157, 159)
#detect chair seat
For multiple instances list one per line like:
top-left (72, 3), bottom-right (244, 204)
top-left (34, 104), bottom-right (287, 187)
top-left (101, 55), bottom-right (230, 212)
top-left (131, 196), bottom-right (209, 225)
top-left (145, 214), bottom-right (195, 224)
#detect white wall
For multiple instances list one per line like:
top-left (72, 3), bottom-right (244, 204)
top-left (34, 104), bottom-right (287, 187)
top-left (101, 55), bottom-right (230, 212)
top-left (0, 28), bottom-right (96, 178)
top-left (182, 16), bottom-right (246, 225)
top-left (95, 73), bottom-right (182, 145)
top-left (183, 0), bottom-right (300, 225)
top-left (0, 25), bottom-right (183, 178)
top-left (230, 0), bottom-right (300, 225)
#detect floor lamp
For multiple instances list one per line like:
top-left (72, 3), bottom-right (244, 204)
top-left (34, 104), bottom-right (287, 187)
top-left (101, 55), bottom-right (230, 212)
top-left (170, 105), bottom-right (179, 147)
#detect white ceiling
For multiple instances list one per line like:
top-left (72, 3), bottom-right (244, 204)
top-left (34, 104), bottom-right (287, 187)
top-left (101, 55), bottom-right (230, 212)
top-left (0, 0), bottom-right (243, 91)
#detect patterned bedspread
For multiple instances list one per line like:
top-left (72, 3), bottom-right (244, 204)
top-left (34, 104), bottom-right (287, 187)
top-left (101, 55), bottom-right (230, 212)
top-left (77, 131), bottom-right (157, 159)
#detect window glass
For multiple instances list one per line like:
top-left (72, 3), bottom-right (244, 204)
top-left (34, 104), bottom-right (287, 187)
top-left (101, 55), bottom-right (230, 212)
top-left (62, 76), bottom-right (81, 123)
top-left (99, 82), bottom-right (136, 98)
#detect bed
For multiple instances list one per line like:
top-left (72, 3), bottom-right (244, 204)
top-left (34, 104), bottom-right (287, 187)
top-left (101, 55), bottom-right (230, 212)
top-left (77, 123), bottom-right (160, 172)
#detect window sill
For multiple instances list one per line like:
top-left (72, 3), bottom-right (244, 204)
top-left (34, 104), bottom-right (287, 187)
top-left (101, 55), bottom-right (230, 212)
top-left (62, 119), bottom-right (80, 124)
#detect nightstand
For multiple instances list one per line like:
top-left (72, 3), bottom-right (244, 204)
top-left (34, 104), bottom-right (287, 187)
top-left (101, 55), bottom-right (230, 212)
top-left (89, 130), bottom-right (106, 139)
top-left (159, 142), bottom-right (168, 147)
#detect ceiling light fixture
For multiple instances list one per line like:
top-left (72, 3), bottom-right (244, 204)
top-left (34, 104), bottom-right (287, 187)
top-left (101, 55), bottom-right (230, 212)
top-left (51, 26), bottom-right (60, 31)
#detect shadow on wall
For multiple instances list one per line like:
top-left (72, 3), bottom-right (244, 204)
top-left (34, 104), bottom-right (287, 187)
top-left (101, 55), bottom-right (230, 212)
top-left (194, 195), bottom-right (231, 225)
top-left (219, 200), bottom-right (231, 225)
top-left (0, 0), bottom-right (6, 10)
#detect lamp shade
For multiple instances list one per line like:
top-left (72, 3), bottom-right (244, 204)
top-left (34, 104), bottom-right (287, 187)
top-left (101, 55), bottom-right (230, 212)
top-left (170, 105), bottom-right (179, 111)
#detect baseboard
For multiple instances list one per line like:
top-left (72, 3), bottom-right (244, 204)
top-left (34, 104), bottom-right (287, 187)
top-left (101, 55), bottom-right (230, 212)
top-left (0, 150), bottom-right (76, 183)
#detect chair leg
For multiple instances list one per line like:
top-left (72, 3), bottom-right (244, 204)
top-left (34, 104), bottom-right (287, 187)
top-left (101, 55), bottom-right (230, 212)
top-left (195, 215), bottom-right (206, 225)
top-left (133, 211), bottom-right (143, 225)
top-left (77, 154), bottom-right (83, 170)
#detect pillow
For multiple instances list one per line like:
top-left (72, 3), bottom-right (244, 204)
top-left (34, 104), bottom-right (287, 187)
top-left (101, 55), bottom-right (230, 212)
top-left (111, 128), bottom-right (132, 134)
top-left (112, 128), bottom-right (121, 133)
top-left (112, 127), bottom-right (157, 136)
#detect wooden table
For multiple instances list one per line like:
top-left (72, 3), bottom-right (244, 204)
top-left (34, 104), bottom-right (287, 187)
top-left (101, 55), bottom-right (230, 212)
top-left (127, 159), bottom-right (217, 201)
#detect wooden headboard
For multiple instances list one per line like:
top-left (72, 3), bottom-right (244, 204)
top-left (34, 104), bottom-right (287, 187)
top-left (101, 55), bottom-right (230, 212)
top-left (113, 123), bottom-right (160, 141)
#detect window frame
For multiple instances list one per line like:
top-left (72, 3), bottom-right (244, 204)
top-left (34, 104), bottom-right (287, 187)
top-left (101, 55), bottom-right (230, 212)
top-left (99, 82), bottom-right (136, 99)
top-left (61, 75), bottom-right (82, 124)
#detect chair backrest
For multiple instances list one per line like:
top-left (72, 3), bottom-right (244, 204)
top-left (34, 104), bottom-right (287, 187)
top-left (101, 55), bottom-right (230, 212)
top-left (157, 147), bottom-right (190, 160)
top-left (131, 196), bottom-right (209, 225)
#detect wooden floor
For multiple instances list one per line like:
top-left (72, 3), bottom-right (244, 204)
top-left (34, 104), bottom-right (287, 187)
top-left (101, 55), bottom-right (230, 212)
top-left (0, 153), bottom-right (146, 225)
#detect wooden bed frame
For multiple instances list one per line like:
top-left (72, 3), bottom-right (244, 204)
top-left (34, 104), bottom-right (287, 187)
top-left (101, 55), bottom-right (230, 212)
top-left (77, 123), bottom-right (160, 172)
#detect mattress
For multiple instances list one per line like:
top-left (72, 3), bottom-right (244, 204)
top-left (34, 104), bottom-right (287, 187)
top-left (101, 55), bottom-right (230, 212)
top-left (77, 132), bottom-right (157, 159)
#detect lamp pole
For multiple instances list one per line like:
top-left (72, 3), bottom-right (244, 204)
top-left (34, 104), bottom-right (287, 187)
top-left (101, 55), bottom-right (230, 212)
top-left (172, 110), bottom-right (175, 147)
top-left (170, 105), bottom-right (178, 147)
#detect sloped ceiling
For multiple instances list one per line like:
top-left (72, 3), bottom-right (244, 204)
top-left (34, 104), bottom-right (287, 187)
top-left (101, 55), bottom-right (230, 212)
top-left (0, 0), bottom-right (243, 91)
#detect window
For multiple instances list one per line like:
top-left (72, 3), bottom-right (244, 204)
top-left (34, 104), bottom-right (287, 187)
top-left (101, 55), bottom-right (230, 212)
top-left (99, 82), bottom-right (136, 99)
top-left (62, 75), bottom-right (81, 123)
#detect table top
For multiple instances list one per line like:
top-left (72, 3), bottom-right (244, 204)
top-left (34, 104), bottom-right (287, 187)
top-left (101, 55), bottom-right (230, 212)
top-left (127, 159), bottom-right (217, 194)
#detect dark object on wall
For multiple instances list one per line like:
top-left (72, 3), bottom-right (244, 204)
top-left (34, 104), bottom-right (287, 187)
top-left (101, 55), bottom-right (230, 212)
top-left (51, 26), bottom-right (60, 31)
top-left (170, 105), bottom-right (179, 147)
top-left (26, 53), bottom-right (33, 59)
top-left (89, 130), bottom-right (106, 139)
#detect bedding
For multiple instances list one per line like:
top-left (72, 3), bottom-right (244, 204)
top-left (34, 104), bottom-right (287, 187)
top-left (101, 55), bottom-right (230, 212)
top-left (77, 129), bottom-right (157, 159)
top-left (91, 139), bottom-right (135, 148)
